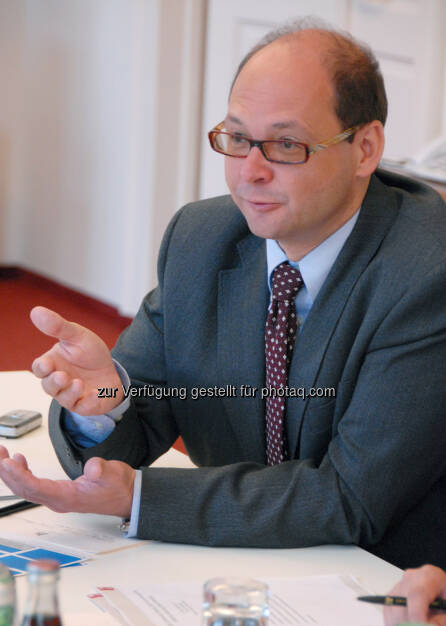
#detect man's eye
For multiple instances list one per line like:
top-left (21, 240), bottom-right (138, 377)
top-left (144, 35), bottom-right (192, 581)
top-left (232, 134), bottom-right (247, 144)
top-left (281, 139), bottom-right (298, 149)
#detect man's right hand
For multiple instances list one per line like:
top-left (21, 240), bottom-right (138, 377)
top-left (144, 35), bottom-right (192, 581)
top-left (30, 306), bottom-right (124, 415)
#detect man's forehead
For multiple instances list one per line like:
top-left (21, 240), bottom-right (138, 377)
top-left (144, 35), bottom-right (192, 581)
top-left (235, 35), bottom-right (331, 84)
top-left (227, 40), bottom-right (335, 138)
top-left (231, 40), bottom-right (333, 101)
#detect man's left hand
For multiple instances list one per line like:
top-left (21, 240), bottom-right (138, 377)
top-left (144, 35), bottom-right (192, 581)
top-left (0, 446), bottom-right (135, 518)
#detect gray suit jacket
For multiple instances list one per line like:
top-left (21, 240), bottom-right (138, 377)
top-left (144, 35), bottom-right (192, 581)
top-left (50, 170), bottom-right (446, 570)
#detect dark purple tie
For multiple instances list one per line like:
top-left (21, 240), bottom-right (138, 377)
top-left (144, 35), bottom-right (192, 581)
top-left (265, 262), bottom-right (304, 465)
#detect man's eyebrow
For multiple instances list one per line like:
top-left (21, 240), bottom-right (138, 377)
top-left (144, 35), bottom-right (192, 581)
top-left (226, 115), bottom-right (243, 125)
top-left (271, 120), bottom-right (310, 134)
top-left (225, 115), bottom-right (311, 136)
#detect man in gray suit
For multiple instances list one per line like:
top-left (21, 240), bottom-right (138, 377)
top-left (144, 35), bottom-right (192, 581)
top-left (1, 21), bottom-right (446, 570)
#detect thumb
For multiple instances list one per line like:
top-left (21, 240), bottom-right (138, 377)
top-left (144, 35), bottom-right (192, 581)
top-left (83, 457), bottom-right (106, 482)
top-left (30, 306), bottom-right (85, 344)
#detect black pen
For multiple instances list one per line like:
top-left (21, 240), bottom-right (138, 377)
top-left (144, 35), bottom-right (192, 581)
top-left (0, 500), bottom-right (40, 518)
top-left (358, 595), bottom-right (446, 611)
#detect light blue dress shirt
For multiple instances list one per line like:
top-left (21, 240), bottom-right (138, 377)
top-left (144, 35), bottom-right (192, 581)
top-left (65, 208), bottom-right (359, 536)
top-left (266, 210), bottom-right (359, 327)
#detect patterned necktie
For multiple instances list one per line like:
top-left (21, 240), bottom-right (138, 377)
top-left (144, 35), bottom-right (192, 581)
top-left (265, 261), bottom-right (304, 465)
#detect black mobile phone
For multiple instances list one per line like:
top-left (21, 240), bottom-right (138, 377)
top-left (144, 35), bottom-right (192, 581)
top-left (0, 410), bottom-right (42, 438)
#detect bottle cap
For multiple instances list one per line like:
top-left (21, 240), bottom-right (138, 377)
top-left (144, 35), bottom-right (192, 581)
top-left (27, 559), bottom-right (60, 573)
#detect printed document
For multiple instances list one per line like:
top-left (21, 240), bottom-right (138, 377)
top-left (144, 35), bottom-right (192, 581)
top-left (89, 574), bottom-right (383, 626)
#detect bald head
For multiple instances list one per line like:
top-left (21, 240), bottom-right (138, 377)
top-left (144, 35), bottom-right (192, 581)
top-left (230, 35), bottom-right (337, 144)
top-left (231, 19), bottom-right (387, 135)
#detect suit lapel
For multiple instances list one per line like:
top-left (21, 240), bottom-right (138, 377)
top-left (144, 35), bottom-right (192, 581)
top-left (286, 174), bottom-right (400, 458)
top-left (217, 234), bottom-right (268, 463)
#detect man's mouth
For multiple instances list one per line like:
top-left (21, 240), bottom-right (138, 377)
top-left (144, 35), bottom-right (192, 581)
top-left (242, 198), bottom-right (282, 211)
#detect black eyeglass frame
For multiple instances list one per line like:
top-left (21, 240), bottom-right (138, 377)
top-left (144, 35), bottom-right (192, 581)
top-left (208, 121), bottom-right (361, 165)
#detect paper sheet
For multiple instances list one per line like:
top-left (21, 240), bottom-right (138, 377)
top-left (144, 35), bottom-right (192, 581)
top-left (89, 574), bottom-right (383, 626)
top-left (63, 612), bottom-right (120, 626)
top-left (0, 506), bottom-right (140, 559)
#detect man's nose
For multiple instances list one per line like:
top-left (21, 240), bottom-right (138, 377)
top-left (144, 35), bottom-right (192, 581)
top-left (239, 146), bottom-right (274, 183)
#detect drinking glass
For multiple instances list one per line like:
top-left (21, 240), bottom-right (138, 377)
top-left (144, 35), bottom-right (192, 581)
top-left (202, 577), bottom-right (269, 625)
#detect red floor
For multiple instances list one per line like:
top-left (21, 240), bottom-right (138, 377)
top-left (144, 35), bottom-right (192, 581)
top-left (0, 267), bottom-right (186, 453)
top-left (0, 268), bottom-right (132, 372)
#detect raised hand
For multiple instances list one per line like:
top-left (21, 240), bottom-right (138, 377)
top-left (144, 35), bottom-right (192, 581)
top-left (31, 306), bottom-right (124, 415)
top-left (0, 446), bottom-right (134, 518)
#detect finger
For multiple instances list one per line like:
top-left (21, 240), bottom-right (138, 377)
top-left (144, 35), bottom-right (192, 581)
top-left (71, 387), bottom-right (104, 416)
top-left (0, 457), bottom-right (65, 509)
top-left (0, 446), bottom-right (10, 461)
top-left (53, 378), bottom-right (84, 411)
top-left (41, 370), bottom-right (72, 398)
top-left (32, 354), bottom-right (56, 378)
top-left (30, 306), bottom-right (85, 344)
top-left (383, 579), bottom-right (410, 625)
top-left (0, 457), bottom-right (30, 499)
top-left (407, 597), bottom-right (430, 623)
top-left (12, 453), bottom-right (29, 471)
top-left (83, 457), bottom-right (105, 482)
top-left (383, 605), bottom-right (407, 626)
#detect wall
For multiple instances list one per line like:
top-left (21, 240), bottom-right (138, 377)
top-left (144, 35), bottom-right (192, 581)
top-left (0, 3), bottom-right (26, 264)
top-left (0, 0), bottom-right (206, 316)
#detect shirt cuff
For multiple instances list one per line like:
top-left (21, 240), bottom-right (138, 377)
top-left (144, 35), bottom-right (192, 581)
top-left (126, 469), bottom-right (142, 537)
top-left (63, 411), bottom-right (116, 447)
top-left (62, 359), bottom-right (132, 447)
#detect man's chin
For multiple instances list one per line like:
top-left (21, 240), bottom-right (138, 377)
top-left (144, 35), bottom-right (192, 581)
top-left (239, 204), bottom-right (288, 240)
top-left (244, 219), bottom-right (285, 241)
top-left (243, 212), bottom-right (281, 239)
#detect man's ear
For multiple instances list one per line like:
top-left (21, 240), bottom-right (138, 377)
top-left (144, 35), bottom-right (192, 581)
top-left (353, 120), bottom-right (385, 178)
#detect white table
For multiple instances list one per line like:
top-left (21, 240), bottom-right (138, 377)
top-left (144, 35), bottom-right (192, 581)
top-left (0, 371), bottom-right (403, 621)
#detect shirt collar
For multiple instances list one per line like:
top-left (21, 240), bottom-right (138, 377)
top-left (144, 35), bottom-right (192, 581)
top-left (266, 209), bottom-right (360, 304)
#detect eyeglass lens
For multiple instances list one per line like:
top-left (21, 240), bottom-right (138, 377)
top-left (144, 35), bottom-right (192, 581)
top-left (213, 132), bottom-right (307, 163)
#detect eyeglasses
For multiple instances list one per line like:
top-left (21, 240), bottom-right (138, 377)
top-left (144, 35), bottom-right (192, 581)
top-left (208, 122), bottom-right (361, 165)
